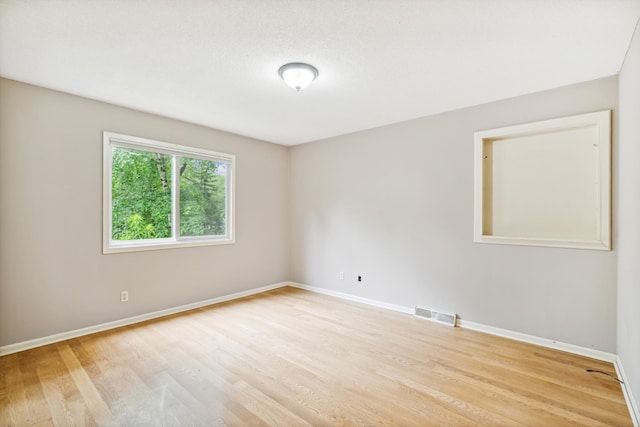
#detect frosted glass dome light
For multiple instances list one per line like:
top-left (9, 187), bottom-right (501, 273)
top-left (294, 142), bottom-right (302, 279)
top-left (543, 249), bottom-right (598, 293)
top-left (278, 62), bottom-right (319, 91)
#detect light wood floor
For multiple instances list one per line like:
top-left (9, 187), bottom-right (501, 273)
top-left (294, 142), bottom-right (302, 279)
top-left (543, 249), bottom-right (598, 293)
top-left (0, 287), bottom-right (632, 426)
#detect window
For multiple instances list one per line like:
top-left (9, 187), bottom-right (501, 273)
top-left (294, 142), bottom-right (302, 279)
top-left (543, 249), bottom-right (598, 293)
top-left (103, 132), bottom-right (234, 253)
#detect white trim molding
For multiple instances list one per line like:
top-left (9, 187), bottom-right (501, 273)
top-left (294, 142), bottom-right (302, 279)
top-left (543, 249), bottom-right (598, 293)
top-left (287, 282), bottom-right (413, 315)
top-left (3, 281), bottom-right (618, 363)
top-left (473, 110), bottom-right (611, 251)
top-left (615, 356), bottom-right (640, 427)
top-left (289, 282), bottom-right (618, 361)
top-left (0, 282), bottom-right (288, 357)
top-left (457, 319), bottom-right (617, 363)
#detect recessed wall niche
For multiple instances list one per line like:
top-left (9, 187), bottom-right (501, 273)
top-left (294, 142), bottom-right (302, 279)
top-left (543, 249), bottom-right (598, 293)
top-left (474, 110), bottom-right (611, 250)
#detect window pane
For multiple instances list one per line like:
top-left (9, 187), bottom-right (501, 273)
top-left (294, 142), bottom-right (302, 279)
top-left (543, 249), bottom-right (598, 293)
top-left (179, 157), bottom-right (227, 237)
top-left (111, 146), bottom-right (172, 240)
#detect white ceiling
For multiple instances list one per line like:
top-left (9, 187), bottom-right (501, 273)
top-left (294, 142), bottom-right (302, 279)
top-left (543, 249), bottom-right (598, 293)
top-left (1, 1), bottom-right (639, 146)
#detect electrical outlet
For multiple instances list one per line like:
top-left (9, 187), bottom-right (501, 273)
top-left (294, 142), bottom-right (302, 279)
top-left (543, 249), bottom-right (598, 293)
top-left (120, 290), bottom-right (129, 303)
top-left (357, 275), bottom-right (362, 283)
top-left (339, 271), bottom-right (344, 280)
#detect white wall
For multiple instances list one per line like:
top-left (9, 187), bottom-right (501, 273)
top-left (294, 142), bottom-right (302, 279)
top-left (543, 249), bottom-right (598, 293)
top-left (0, 78), bottom-right (290, 346)
top-left (290, 77), bottom-right (619, 352)
top-left (618, 20), bottom-right (640, 413)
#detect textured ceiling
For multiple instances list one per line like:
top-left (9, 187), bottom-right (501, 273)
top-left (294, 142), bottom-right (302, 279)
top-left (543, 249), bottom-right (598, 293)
top-left (1, 0), bottom-right (639, 145)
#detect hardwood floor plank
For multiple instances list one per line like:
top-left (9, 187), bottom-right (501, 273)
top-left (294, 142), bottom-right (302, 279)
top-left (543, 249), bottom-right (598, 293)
top-left (0, 354), bottom-right (31, 427)
top-left (134, 324), bottom-right (270, 425)
top-left (58, 344), bottom-right (115, 425)
top-left (0, 287), bottom-right (633, 426)
top-left (430, 362), bottom-right (614, 427)
top-left (378, 368), bottom-right (529, 427)
top-left (16, 348), bottom-right (55, 426)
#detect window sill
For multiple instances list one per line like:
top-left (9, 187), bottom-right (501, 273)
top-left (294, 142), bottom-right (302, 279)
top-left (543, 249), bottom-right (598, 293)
top-left (103, 237), bottom-right (235, 254)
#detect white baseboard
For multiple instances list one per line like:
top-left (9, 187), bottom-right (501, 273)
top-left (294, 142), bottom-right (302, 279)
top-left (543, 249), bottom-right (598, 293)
top-left (289, 282), bottom-right (618, 363)
top-left (0, 282), bottom-right (289, 357)
top-left (457, 319), bottom-right (617, 363)
top-left (3, 281), bottom-right (617, 363)
top-left (287, 282), bottom-right (414, 314)
top-left (616, 356), bottom-right (640, 427)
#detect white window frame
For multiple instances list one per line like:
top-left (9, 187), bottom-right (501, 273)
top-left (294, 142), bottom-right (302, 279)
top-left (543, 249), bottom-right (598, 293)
top-left (103, 131), bottom-right (235, 254)
top-left (473, 110), bottom-right (611, 250)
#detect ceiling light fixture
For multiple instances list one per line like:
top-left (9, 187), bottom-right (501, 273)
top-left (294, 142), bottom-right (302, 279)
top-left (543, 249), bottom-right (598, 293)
top-left (278, 62), bottom-right (319, 91)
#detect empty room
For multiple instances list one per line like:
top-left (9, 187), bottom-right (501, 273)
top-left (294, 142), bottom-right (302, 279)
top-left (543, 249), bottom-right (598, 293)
top-left (1, 1), bottom-right (639, 425)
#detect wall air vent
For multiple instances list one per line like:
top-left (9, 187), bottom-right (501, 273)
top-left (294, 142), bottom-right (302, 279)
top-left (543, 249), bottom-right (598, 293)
top-left (414, 305), bottom-right (457, 327)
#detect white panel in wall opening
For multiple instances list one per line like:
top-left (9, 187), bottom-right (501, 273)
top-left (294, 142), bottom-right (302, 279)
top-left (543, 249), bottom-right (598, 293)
top-left (474, 110), bottom-right (611, 250)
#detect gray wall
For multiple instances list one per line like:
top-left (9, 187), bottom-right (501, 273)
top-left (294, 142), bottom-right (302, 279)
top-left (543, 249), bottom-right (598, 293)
top-left (0, 73), bottom-right (628, 359)
top-left (290, 76), bottom-right (619, 352)
top-left (0, 78), bottom-right (290, 346)
top-left (618, 20), bottom-right (640, 412)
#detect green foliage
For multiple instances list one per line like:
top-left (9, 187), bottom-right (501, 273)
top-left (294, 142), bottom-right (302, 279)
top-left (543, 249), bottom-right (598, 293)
top-left (111, 147), bottom-right (172, 240)
top-left (120, 214), bottom-right (157, 240)
top-left (111, 146), bottom-right (227, 241)
top-left (180, 158), bottom-right (226, 237)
